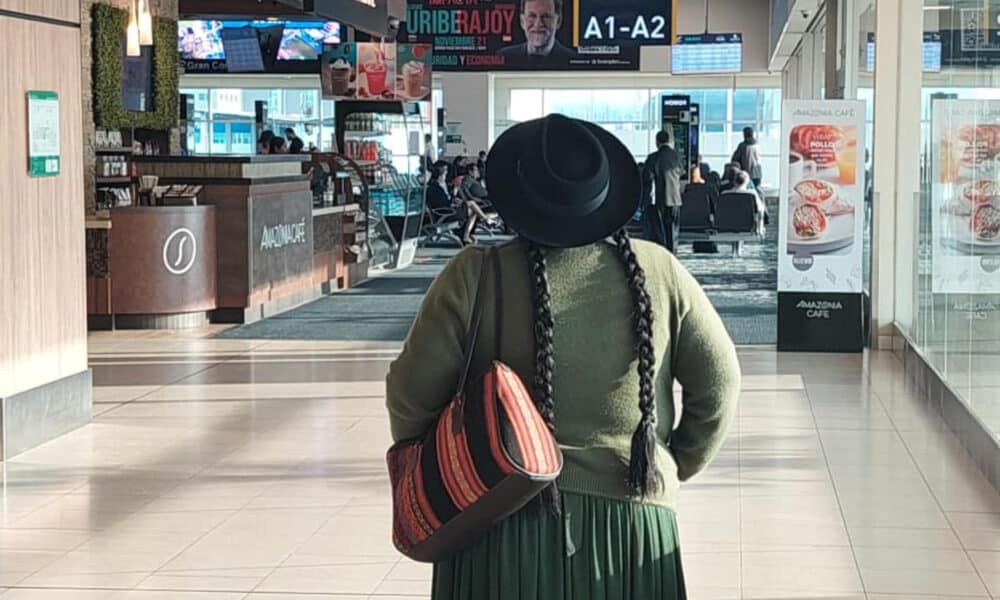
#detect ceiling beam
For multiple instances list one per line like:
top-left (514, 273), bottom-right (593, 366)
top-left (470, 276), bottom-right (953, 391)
top-left (177, 0), bottom-right (308, 18)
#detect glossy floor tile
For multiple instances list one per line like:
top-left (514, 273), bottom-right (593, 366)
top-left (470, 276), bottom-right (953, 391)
top-left (0, 337), bottom-right (997, 599)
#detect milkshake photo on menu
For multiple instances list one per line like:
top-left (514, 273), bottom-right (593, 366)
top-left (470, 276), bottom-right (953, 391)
top-left (786, 124), bottom-right (859, 255)
top-left (396, 44), bottom-right (432, 101)
top-left (357, 42), bottom-right (396, 100)
top-left (321, 43), bottom-right (357, 99)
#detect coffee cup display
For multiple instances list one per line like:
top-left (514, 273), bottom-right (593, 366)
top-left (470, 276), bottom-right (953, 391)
top-left (364, 62), bottom-right (387, 97)
top-left (330, 59), bottom-right (352, 96)
top-left (402, 60), bottom-right (426, 99)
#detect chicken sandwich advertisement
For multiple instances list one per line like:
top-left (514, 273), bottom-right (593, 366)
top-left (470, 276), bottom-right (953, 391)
top-left (778, 100), bottom-right (866, 294)
top-left (930, 99), bottom-right (1000, 293)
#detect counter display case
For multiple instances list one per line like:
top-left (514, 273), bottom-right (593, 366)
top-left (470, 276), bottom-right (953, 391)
top-left (335, 100), bottom-right (429, 270)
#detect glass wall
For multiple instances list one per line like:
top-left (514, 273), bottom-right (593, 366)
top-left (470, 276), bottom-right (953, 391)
top-left (498, 86), bottom-right (782, 187)
top-left (903, 0), bottom-right (1000, 440)
top-left (180, 87), bottom-right (334, 154)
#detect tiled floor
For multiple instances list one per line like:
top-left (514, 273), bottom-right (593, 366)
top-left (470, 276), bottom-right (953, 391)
top-left (1, 331), bottom-right (999, 599)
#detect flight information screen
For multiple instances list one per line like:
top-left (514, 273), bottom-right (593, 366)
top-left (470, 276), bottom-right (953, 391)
top-left (671, 33), bottom-right (742, 74)
top-left (866, 32), bottom-right (941, 72)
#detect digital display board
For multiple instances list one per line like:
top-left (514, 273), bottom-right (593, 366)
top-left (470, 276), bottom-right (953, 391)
top-left (405, 0), bottom-right (640, 71)
top-left (866, 32), bottom-right (941, 72)
top-left (179, 20), bottom-right (341, 73)
top-left (671, 32), bottom-right (742, 74)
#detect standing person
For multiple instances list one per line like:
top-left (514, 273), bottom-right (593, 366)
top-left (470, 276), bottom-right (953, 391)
top-left (423, 133), bottom-right (437, 173)
top-left (386, 114), bottom-right (740, 600)
top-left (639, 161), bottom-right (665, 246)
top-left (643, 130), bottom-right (684, 254)
top-left (285, 128), bottom-right (304, 154)
top-left (476, 150), bottom-right (487, 176)
top-left (732, 127), bottom-right (763, 189)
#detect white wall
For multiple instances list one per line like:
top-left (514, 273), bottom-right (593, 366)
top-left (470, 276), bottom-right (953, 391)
top-left (436, 72), bottom-right (494, 156)
top-left (674, 0), bottom-right (772, 72)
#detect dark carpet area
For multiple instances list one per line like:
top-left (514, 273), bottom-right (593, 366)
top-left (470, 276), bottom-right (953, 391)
top-left (216, 224), bottom-right (778, 345)
top-left (215, 251), bottom-right (457, 342)
top-left (674, 215), bottom-right (778, 345)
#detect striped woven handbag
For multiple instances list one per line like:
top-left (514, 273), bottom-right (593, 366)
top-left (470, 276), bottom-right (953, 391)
top-left (386, 247), bottom-right (563, 563)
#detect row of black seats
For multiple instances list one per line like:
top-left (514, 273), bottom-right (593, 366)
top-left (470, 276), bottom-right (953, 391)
top-left (679, 185), bottom-right (763, 235)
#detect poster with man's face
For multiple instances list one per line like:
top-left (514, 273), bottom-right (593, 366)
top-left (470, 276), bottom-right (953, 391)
top-left (404, 0), bottom-right (640, 71)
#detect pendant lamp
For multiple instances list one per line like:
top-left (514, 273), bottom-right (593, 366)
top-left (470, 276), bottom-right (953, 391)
top-left (138, 0), bottom-right (153, 46)
top-left (126, 0), bottom-right (141, 57)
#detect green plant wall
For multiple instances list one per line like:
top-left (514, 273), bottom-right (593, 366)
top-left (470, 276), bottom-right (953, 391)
top-left (92, 3), bottom-right (179, 130)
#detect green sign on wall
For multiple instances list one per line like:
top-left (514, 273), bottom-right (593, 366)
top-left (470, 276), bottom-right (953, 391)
top-left (27, 91), bottom-right (60, 177)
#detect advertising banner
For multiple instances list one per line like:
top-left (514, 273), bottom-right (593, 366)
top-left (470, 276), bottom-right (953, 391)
top-left (321, 42), bottom-right (432, 101)
top-left (403, 0), bottom-right (642, 71)
top-left (930, 99), bottom-right (1000, 293)
top-left (778, 100), bottom-right (866, 294)
top-left (777, 100), bottom-right (867, 353)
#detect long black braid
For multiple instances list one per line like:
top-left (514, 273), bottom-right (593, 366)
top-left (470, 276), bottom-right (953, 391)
top-left (526, 242), bottom-right (561, 516)
top-left (612, 229), bottom-right (662, 498)
top-left (526, 231), bottom-right (661, 506)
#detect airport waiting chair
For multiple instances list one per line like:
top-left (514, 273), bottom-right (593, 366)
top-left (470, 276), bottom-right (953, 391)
top-left (715, 191), bottom-right (765, 255)
top-left (679, 185), bottom-right (715, 233)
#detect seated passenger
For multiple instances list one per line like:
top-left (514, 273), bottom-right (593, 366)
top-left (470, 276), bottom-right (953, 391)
top-left (721, 170), bottom-right (768, 230)
top-left (684, 165), bottom-right (721, 254)
top-left (425, 165), bottom-right (455, 213)
top-left (456, 163), bottom-right (499, 245)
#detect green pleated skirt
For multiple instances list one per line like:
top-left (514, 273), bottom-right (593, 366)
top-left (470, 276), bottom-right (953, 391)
top-left (432, 492), bottom-right (687, 600)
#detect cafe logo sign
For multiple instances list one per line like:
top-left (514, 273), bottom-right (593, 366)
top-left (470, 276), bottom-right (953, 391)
top-left (162, 228), bottom-right (197, 275)
top-left (261, 219), bottom-right (307, 251)
top-left (796, 299), bottom-right (843, 320)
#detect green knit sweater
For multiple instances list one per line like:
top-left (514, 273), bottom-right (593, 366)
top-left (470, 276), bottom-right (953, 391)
top-left (385, 239), bottom-right (741, 509)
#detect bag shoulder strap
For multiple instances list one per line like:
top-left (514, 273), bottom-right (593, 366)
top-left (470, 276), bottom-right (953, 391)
top-left (456, 246), bottom-right (499, 392)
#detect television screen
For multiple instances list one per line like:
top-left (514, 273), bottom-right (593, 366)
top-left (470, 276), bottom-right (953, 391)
top-left (179, 20), bottom-right (225, 60)
top-left (671, 33), bottom-right (743, 74)
top-left (221, 27), bottom-right (265, 72)
top-left (178, 20), bottom-right (341, 69)
top-left (278, 21), bottom-right (341, 59)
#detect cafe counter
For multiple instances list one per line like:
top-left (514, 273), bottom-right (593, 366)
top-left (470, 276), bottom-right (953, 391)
top-left (87, 155), bottom-right (368, 329)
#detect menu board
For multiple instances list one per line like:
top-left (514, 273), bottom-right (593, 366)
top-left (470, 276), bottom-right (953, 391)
top-left (930, 99), bottom-right (1000, 293)
top-left (321, 42), bottom-right (432, 101)
top-left (404, 0), bottom-right (639, 71)
top-left (778, 100), bottom-right (866, 294)
top-left (671, 33), bottom-right (742, 74)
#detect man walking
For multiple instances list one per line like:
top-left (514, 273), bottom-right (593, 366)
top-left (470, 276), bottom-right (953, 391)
top-left (732, 126), bottom-right (763, 189)
top-left (643, 130), bottom-right (684, 253)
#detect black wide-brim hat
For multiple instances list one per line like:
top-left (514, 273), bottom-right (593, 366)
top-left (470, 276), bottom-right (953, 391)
top-left (485, 114), bottom-right (640, 248)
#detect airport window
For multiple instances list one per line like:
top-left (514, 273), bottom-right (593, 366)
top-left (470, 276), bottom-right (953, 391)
top-left (503, 86), bottom-right (782, 186)
top-left (181, 87), bottom-right (334, 154)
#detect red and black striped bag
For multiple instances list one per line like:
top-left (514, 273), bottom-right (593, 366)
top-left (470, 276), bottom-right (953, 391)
top-left (386, 247), bottom-right (563, 563)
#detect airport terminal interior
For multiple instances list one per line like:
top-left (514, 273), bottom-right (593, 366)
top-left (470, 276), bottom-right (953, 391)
top-left (2, 0), bottom-right (1000, 598)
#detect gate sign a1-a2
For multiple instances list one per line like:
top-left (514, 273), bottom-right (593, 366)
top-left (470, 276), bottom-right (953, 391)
top-left (575, 0), bottom-right (674, 46)
top-left (777, 99), bottom-right (867, 352)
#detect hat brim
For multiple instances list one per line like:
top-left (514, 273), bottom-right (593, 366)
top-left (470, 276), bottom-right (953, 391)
top-left (485, 118), bottom-right (640, 248)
